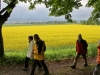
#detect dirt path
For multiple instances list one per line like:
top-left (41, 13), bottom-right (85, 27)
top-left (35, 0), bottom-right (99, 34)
top-left (0, 57), bottom-right (96, 75)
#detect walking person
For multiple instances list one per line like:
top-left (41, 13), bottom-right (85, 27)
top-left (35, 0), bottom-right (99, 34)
top-left (93, 40), bottom-right (100, 75)
top-left (70, 34), bottom-right (88, 69)
top-left (30, 34), bottom-right (49, 75)
top-left (22, 36), bottom-right (42, 71)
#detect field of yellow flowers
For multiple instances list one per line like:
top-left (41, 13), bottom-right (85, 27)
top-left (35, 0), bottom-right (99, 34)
top-left (2, 24), bottom-right (100, 51)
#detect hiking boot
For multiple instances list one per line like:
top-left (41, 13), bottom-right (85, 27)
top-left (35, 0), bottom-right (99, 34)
top-left (70, 65), bottom-right (76, 69)
top-left (22, 67), bottom-right (29, 71)
top-left (84, 64), bottom-right (88, 67)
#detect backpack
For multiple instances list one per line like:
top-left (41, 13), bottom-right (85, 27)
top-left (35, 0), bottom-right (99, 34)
top-left (42, 41), bottom-right (46, 52)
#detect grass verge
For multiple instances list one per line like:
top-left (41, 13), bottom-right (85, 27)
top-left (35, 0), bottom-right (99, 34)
top-left (0, 44), bottom-right (98, 65)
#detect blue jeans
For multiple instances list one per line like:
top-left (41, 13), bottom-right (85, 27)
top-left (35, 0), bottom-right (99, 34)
top-left (93, 64), bottom-right (100, 75)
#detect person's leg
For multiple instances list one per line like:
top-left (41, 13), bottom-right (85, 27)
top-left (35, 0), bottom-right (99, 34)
top-left (30, 59), bottom-right (38, 75)
top-left (25, 57), bottom-right (30, 68)
top-left (93, 64), bottom-right (100, 75)
top-left (22, 57), bottom-right (30, 71)
top-left (82, 54), bottom-right (88, 67)
top-left (37, 60), bottom-right (42, 69)
top-left (40, 60), bottom-right (49, 75)
top-left (70, 53), bottom-right (80, 69)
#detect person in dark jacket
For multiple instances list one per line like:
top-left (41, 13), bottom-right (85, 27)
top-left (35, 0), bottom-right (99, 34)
top-left (70, 34), bottom-right (88, 69)
top-left (30, 34), bottom-right (49, 75)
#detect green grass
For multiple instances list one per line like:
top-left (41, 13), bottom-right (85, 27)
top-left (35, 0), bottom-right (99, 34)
top-left (45, 48), bottom-right (75, 60)
top-left (0, 44), bottom-right (98, 65)
top-left (88, 44), bottom-right (97, 57)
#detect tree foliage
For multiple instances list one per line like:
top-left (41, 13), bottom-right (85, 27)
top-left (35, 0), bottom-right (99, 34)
top-left (1, 0), bottom-right (100, 22)
top-left (86, 0), bottom-right (100, 22)
top-left (1, 0), bottom-right (82, 22)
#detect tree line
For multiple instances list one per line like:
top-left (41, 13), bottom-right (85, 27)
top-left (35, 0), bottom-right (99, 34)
top-left (80, 20), bottom-right (100, 25)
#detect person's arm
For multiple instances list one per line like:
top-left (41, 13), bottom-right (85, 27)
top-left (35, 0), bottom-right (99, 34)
top-left (76, 41), bottom-right (78, 52)
top-left (32, 41), bottom-right (38, 54)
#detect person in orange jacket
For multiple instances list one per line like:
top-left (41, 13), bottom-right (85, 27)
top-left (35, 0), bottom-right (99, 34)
top-left (93, 40), bottom-right (100, 75)
top-left (30, 34), bottom-right (49, 75)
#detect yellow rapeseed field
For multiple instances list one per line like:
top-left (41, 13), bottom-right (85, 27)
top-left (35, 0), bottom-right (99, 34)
top-left (2, 24), bottom-right (100, 51)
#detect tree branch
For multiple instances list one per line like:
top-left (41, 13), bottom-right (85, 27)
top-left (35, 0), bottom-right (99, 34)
top-left (2, 0), bottom-right (17, 21)
top-left (0, 0), bottom-right (17, 14)
top-left (0, 6), bottom-right (8, 14)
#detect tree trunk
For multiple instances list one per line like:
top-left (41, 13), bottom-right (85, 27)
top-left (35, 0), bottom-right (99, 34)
top-left (0, 25), bottom-right (4, 57)
top-left (0, 0), bottom-right (17, 57)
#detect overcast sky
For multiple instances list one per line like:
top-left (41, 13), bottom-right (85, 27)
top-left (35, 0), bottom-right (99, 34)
top-left (1, 0), bottom-right (93, 21)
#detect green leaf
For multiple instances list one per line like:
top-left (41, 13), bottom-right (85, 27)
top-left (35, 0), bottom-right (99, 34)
top-left (7, 7), bottom-right (12, 13)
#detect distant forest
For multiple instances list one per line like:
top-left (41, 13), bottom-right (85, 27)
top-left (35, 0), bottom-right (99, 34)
top-left (5, 20), bottom-right (100, 25)
top-left (80, 20), bottom-right (100, 25)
